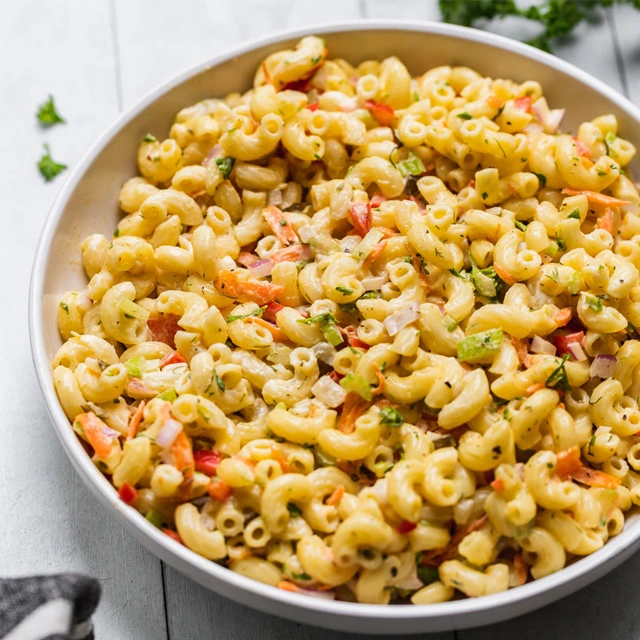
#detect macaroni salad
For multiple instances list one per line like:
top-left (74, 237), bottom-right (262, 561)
top-left (53, 36), bottom-right (640, 605)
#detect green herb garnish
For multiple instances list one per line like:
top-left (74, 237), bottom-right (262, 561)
top-left (36, 95), bottom-right (65, 126)
top-left (379, 406), bottom-right (404, 427)
top-left (215, 156), bottom-right (236, 179)
top-left (37, 144), bottom-right (67, 182)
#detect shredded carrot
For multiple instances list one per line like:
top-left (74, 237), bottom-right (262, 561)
top-left (363, 240), bottom-right (387, 268)
top-left (490, 478), bottom-right (505, 493)
top-left (561, 188), bottom-right (630, 208)
top-left (277, 581), bottom-right (300, 593)
top-left (596, 207), bottom-right (615, 234)
top-left (556, 446), bottom-right (582, 480)
top-left (269, 244), bottom-right (311, 264)
top-left (511, 337), bottom-right (528, 365)
top-left (326, 485), bottom-right (345, 507)
top-left (162, 528), bottom-right (184, 545)
top-left (159, 350), bottom-right (186, 369)
top-left (494, 262), bottom-right (517, 286)
top-left (75, 412), bottom-right (115, 459)
top-left (271, 445), bottom-right (292, 474)
top-left (557, 402), bottom-right (565, 410)
top-left (571, 466), bottom-right (621, 488)
top-left (237, 251), bottom-right (258, 267)
top-left (338, 393), bottom-right (370, 434)
top-left (127, 400), bottom-right (146, 441)
top-left (207, 478), bottom-right (232, 501)
top-left (513, 553), bottom-right (528, 586)
top-left (554, 307), bottom-right (573, 327)
top-left (580, 156), bottom-right (595, 170)
top-left (371, 365), bottom-right (386, 397)
top-left (526, 382), bottom-right (545, 396)
top-left (420, 515), bottom-right (489, 566)
top-left (262, 205), bottom-right (298, 245)
top-left (573, 137), bottom-right (592, 159)
top-left (248, 316), bottom-right (288, 342)
top-left (488, 95), bottom-right (505, 111)
top-left (172, 431), bottom-right (195, 478)
top-left (214, 270), bottom-right (285, 305)
top-left (410, 250), bottom-right (431, 290)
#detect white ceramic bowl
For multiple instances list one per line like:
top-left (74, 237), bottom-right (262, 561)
top-left (29, 21), bottom-right (640, 635)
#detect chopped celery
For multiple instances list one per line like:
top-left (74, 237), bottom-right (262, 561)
top-left (469, 253), bottom-right (498, 299)
top-left (567, 272), bottom-right (582, 295)
top-left (125, 356), bottom-right (144, 378)
top-left (546, 241), bottom-right (559, 257)
top-left (396, 152), bottom-right (426, 177)
top-left (340, 373), bottom-right (373, 401)
top-left (298, 313), bottom-right (343, 347)
top-left (442, 314), bottom-right (459, 332)
top-left (353, 228), bottom-right (385, 261)
top-left (117, 297), bottom-right (150, 322)
top-left (145, 509), bottom-right (164, 528)
top-left (457, 329), bottom-right (503, 362)
top-left (157, 388), bottom-right (178, 402)
top-left (215, 157), bottom-right (235, 179)
top-left (309, 235), bottom-right (340, 255)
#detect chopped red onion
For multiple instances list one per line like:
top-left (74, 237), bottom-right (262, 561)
top-left (590, 354), bottom-right (617, 379)
top-left (101, 425), bottom-right (121, 440)
top-left (531, 336), bottom-right (556, 356)
top-left (311, 343), bottom-right (336, 366)
top-left (362, 274), bottom-right (388, 290)
top-left (523, 123), bottom-right (544, 135)
top-left (532, 97), bottom-right (550, 124)
top-left (567, 342), bottom-right (587, 362)
top-left (297, 587), bottom-right (336, 600)
top-left (545, 108), bottom-right (565, 134)
top-left (249, 259), bottom-right (274, 278)
top-left (384, 302), bottom-right (420, 336)
top-left (156, 418), bottom-right (183, 448)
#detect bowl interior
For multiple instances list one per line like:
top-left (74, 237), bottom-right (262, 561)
top-left (32, 23), bottom-right (640, 633)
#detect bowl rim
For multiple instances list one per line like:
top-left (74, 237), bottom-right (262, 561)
top-left (29, 18), bottom-right (640, 627)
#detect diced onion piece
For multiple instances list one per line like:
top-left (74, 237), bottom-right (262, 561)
top-left (531, 335), bottom-right (556, 356)
top-left (312, 342), bottom-right (336, 366)
top-left (203, 143), bottom-right (223, 164)
top-left (267, 188), bottom-right (283, 207)
top-left (117, 297), bottom-right (150, 322)
top-left (523, 123), bottom-right (544, 134)
top-left (370, 478), bottom-right (390, 507)
top-left (340, 373), bottom-right (372, 401)
top-left (392, 565), bottom-right (424, 591)
top-left (532, 97), bottom-right (550, 124)
top-left (457, 329), bottom-right (503, 362)
top-left (383, 301), bottom-right (420, 337)
top-left (248, 259), bottom-right (274, 278)
top-left (353, 228), bottom-right (385, 261)
top-left (362, 274), bottom-right (388, 290)
top-left (219, 256), bottom-right (237, 271)
top-left (453, 498), bottom-right (475, 526)
top-left (545, 108), bottom-right (565, 134)
top-left (298, 225), bottom-right (316, 244)
top-left (101, 424), bottom-right (121, 440)
top-left (590, 354), bottom-right (617, 378)
top-left (297, 587), bottom-right (336, 600)
top-left (156, 418), bottom-right (183, 448)
top-left (567, 342), bottom-right (587, 362)
top-left (312, 375), bottom-right (347, 408)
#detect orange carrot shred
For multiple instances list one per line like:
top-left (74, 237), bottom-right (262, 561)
top-left (526, 383), bottom-right (545, 396)
top-left (561, 188), bottom-right (630, 208)
top-left (554, 307), bottom-right (573, 327)
top-left (596, 207), bottom-right (615, 234)
top-left (494, 262), bottom-right (517, 286)
top-left (263, 205), bottom-right (298, 245)
top-left (556, 446), bottom-right (581, 480)
top-left (127, 400), bottom-right (146, 441)
top-left (326, 486), bottom-right (345, 507)
top-left (277, 581), bottom-right (300, 593)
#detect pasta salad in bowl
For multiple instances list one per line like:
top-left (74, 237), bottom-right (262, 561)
top-left (31, 23), bottom-right (640, 633)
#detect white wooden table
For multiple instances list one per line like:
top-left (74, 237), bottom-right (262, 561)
top-left (2, 1), bottom-right (639, 638)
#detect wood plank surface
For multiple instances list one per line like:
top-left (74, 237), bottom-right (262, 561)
top-left (0, 2), bottom-right (167, 639)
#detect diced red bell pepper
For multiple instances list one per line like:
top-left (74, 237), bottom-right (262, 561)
top-left (396, 520), bottom-right (417, 534)
top-left (159, 350), bottom-right (186, 369)
top-left (118, 483), bottom-right (138, 505)
top-left (162, 528), bottom-right (184, 545)
top-left (148, 314), bottom-right (181, 349)
top-left (553, 332), bottom-right (584, 356)
top-left (306, 102), bottom-right (319, 111)
top-left (348, 202), bottom-right (371, 237)
top-left (364, 100), bottom-right (395, 127)
top-left (208, 478), bottom-right (232, 502)
top-left (263, 301), bottom-right (285, 323)
top-left (194, 450), bottom-right (223, 477)
top-left (514, 96), bottom-right (532, 112)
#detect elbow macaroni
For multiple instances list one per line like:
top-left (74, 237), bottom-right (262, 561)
top-left (52, 37), bottom-right (640, 605)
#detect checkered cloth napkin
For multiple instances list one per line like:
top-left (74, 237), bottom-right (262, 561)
top-left (0, 575), bottom-right (100, 639)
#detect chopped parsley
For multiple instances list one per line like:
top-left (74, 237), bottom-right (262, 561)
top-left (59, 302), bottom-right (69, 314)
top-left (36, 95), bottom-right (65, 126)
top-left (379, 406), bottom-right (404, 428)
top-left (555, 234), bottom-right (566, 251)
top-left (227, 306), bottom-right (265, 323)
top-left (545, 354), bottom-right (571, 392)
top-left (457, 112), bottom-right (473, 120)
top-left (37, 144), bottom-right (67, 182)
top-left (585, 295), bottom-right (603, 312)
top-left (291, 571), bottom-right (312, 581)
top-left (215, 374), bottom-right (226, 392)
top-left (143, 133), bottom-right (157, 142)
top-left (415, 553), bottom-right (439, 585)
top-left (336, 285), bottom-right (354, 295)
top-left (567, 209), bottom-right (581, 220)
top-left (532, 172), bottom-right (547, 187)
top-left (514, 220), bottom-right (528, 232)
top-left (215, 156), bottom-right (236, 179)
top-left (287, 502), bottom-right (302, 518)
top-left (298, 312), bottom-right (343, 346)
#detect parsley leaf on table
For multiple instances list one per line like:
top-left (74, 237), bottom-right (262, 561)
top-left (37, 144), bottom-right (67, 182)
